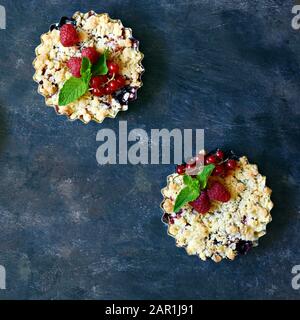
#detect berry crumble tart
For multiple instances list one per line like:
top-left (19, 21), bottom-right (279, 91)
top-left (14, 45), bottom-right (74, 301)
top-left (33, 11), bottom-right (144, 123)
top-left (161, 150), bottom-right (273, 262)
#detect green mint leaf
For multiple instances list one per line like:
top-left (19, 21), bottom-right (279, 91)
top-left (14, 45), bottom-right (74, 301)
top-left (183, 174), bottom-right (200, 189)
top-left (81, 57), bottom-right (91, 75)
top-left (197, 164), bottom-right (215, 189)
top-left (92, 52), bottom-right (108, 76)
top-left (58, 77), bottom-right (88, 106)
top-left (81, 57), bottom-right (92, 82)
top-left (174, 186), bottom-right (200, 213)
top-left (183, 175), bottom-right (193, 186)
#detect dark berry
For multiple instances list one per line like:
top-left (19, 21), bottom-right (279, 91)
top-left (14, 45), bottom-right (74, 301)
top-left (176, 211), bottom-right (183, 219)
top-left (236, 240), bottom-right (253, 255)
top-left (107, 61), bottom-right (119, 75)
top-left (176, 164), bottom-right (186, 175)
top-left (67, 57), bottom-right (82, 78)
top-left (205, 155), bottom-right (217, 165)
top-left (60, 24), bottom-right (79, 47)
top-left (226, 159), bottom-right (237, 170)
top-left (82, 47), bottom-right (100, 64)
top-left (162, 213), bottom-right (169, 224)
top-left (216, 149), bottom-right (224, 160)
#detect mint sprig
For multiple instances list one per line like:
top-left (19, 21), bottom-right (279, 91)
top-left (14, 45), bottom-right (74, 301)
top-left (80, 57), bottom-right (92, 83)
top-left (197, 164), bottom-right (215, 189)
top-left (173, 164), bottom-right (215, 213)
top-left (58, 51), bottom-right (109, 106)
top-left (92, 49), bottom-right (109, 76)
top-left (58, 77), bottom-right (88, 106)
top-left (173, 186), bottom-right (200, 213)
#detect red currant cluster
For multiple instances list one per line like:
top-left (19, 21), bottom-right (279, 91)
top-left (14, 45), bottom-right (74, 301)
top-left (205, 149), bottom-right (237, 177)
top-left (176, 149), bottom-right (237, 177)
top-left (90, 62), bottom-right (126, 97)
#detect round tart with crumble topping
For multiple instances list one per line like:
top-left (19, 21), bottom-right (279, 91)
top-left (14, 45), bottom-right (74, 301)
top-left (161, 150), bottom-right (273, 262)
top-left (33, 11), bottom-right (144, 124)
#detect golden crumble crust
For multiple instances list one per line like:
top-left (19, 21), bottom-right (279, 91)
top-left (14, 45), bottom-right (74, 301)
top-left (33, 11), bottom-right (144, 124)
top-left (161, 156), bottom-right (273, 262)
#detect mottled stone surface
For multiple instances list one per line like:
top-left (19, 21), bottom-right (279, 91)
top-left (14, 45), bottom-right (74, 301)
top-left (0, 0), bottom-right (299, 300)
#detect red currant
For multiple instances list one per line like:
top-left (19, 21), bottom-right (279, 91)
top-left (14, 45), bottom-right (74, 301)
top-left (213, 164), bottom-right (225, 176)
top-left (115, 75), bottom-right (126, 89)
top-left (226, 159), bottom-right (237, 170)
top-left (90, 75), bottom-right (107, 89)
top-left (216, 149), bottom-right (224, 160)
top-left (108, 80), bottom-right (119, 92)
top-left (104, 85), bottom-right (113, 95)
top-left (107, 61), bottom-right (119, 75)
top-left (176, 164), bottom-right (186, 175)
top-left (92, 87), bottom-right (106, 97)
top-left (205, 155), bottom-right (217, 165)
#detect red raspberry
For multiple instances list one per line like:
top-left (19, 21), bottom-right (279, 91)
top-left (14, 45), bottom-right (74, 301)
top-left (67, 57), bottom-right (82, 78)
top-left (60, 24), bottom-right (79, 47)
top-left (207, 182), bottom-right (230, 202)
top-left (82, 47), bottom-right (100, 64)
top-left (189, 191), bottom-right (211, 214)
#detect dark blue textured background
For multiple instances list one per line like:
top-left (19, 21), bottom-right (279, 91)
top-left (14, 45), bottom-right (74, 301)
top-left (0, 0), bottom-right (299, 300)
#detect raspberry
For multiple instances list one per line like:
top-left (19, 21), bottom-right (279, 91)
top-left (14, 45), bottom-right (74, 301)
top-left (189, 191), bottom-right (211, 214)
top-left (60, 24), bottom-right (79, 47)
top-left (82, 47), bottom-right (100, 64)
top-left (207, 182), bottom-right (230, 202)
top-left (67, 57), bottom-right (82, 78)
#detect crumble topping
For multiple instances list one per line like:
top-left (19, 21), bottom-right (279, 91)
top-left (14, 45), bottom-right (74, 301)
top-left (33, 11), bottom-right (144, 123)
top-left (161, 156), bottom-right (273, 262)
